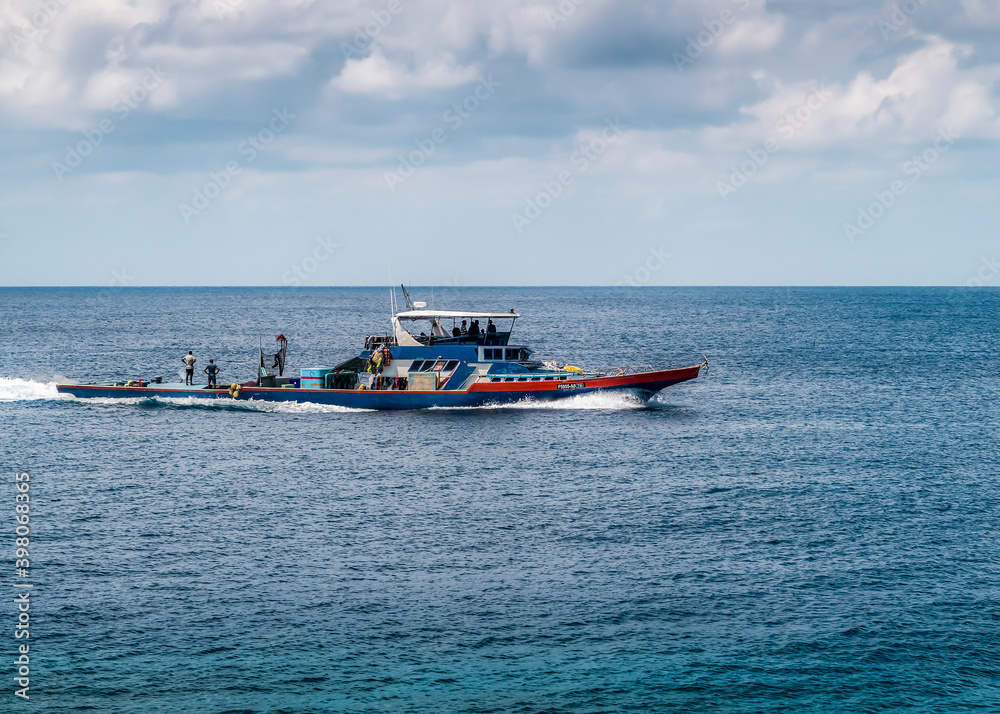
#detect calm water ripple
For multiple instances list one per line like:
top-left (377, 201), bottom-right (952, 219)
top-left (1, 287), bottom-right (999, 713)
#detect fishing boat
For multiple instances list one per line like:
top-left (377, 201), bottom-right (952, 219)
top-left (56, 290), bottom-right (705, 409)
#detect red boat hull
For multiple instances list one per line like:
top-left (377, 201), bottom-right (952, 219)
top-left (467, 364), bottom-right (703, 397)
top-left (56, 363), bottom-right (703, 409)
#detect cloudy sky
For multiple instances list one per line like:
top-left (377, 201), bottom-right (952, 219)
top-left (1, 0), bottom-right (998, 286)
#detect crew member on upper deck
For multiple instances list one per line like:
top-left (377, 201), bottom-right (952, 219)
top-left (469, 320), bottom-right (481, 336)
top-left (486, 319), bottom-right (496, 335)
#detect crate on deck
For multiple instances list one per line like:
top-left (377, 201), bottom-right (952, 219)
top-left (407, 372), bottom-right (438, 391)
top-left (300, 367), bottom-right (334, 389)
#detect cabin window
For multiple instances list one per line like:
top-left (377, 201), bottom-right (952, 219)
top-left (432, 360), bottom-right (447, 371)
top-left (505, 349), bottom-right (518, 360)
top-left (409, 361), bottom-right (426, 372)
top-left (444, 360), bottom-right (459, 371)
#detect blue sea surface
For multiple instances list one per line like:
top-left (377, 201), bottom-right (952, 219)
top-left (2, 287), bottom-right (999, 713)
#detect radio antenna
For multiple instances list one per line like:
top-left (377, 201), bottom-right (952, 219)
top-left (400, 284), bottom-right (414, 310)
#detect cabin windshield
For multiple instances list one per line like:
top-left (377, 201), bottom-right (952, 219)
top-left (409, 359), bottom-right (461, 372)
top-left (482, 347), bottom-right (531, 362)
top-left (392, 309), bottom-right (519, 346)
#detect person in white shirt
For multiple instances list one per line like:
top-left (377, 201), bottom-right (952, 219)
top-left (182, 351), bottom-right (196, 385)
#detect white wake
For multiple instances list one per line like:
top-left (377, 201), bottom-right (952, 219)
top-left (1, 377), bottom-right (658, 412)
top-left (0, 378), bottom-right (369, 412)
top-left (74, 394), bottom-right (370, 414)
top-left (0, 378), bottom-right (65, 402)
top-left (436, 390), bottom-right (651, 411)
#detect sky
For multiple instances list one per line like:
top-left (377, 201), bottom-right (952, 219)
top-left (1, 0), bottom-right (999, 287)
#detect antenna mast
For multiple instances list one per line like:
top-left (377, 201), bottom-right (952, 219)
top-left (389, 285), bottom-right (395, 333)
top-left (388, 270), bottom-right (396, 334)
top-left (400, 284), bottom-right (414, 310)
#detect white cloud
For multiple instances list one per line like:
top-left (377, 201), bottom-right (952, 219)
top-left (717, 16), bottom-right (785, 55)
top-left (704, 36), bottom-right (1000, 152)
top-left (0, 0), bottom-right (321, 128)
top-left (330, 50), bottom-right (481, 98)
top-left (958, 0), bottom-right (1000, 27)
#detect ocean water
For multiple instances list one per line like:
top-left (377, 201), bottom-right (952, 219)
top-left (2, 286), bottom-right (999, 713)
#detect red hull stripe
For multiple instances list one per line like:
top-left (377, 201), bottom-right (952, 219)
top-left (467, 365), bottom-right (701, 392)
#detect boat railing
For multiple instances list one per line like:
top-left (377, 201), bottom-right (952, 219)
top-left (590, 364), bottom-right (656, 377)
top-left (365, 334), bottom-right (397, 350)
top-left (414, 332), bottom-right (511, 346)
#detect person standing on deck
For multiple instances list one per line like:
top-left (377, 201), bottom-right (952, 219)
top-left (204, 359), bottom-right (221, 387)
top-left (182, 351), bottom-right (196, 385)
